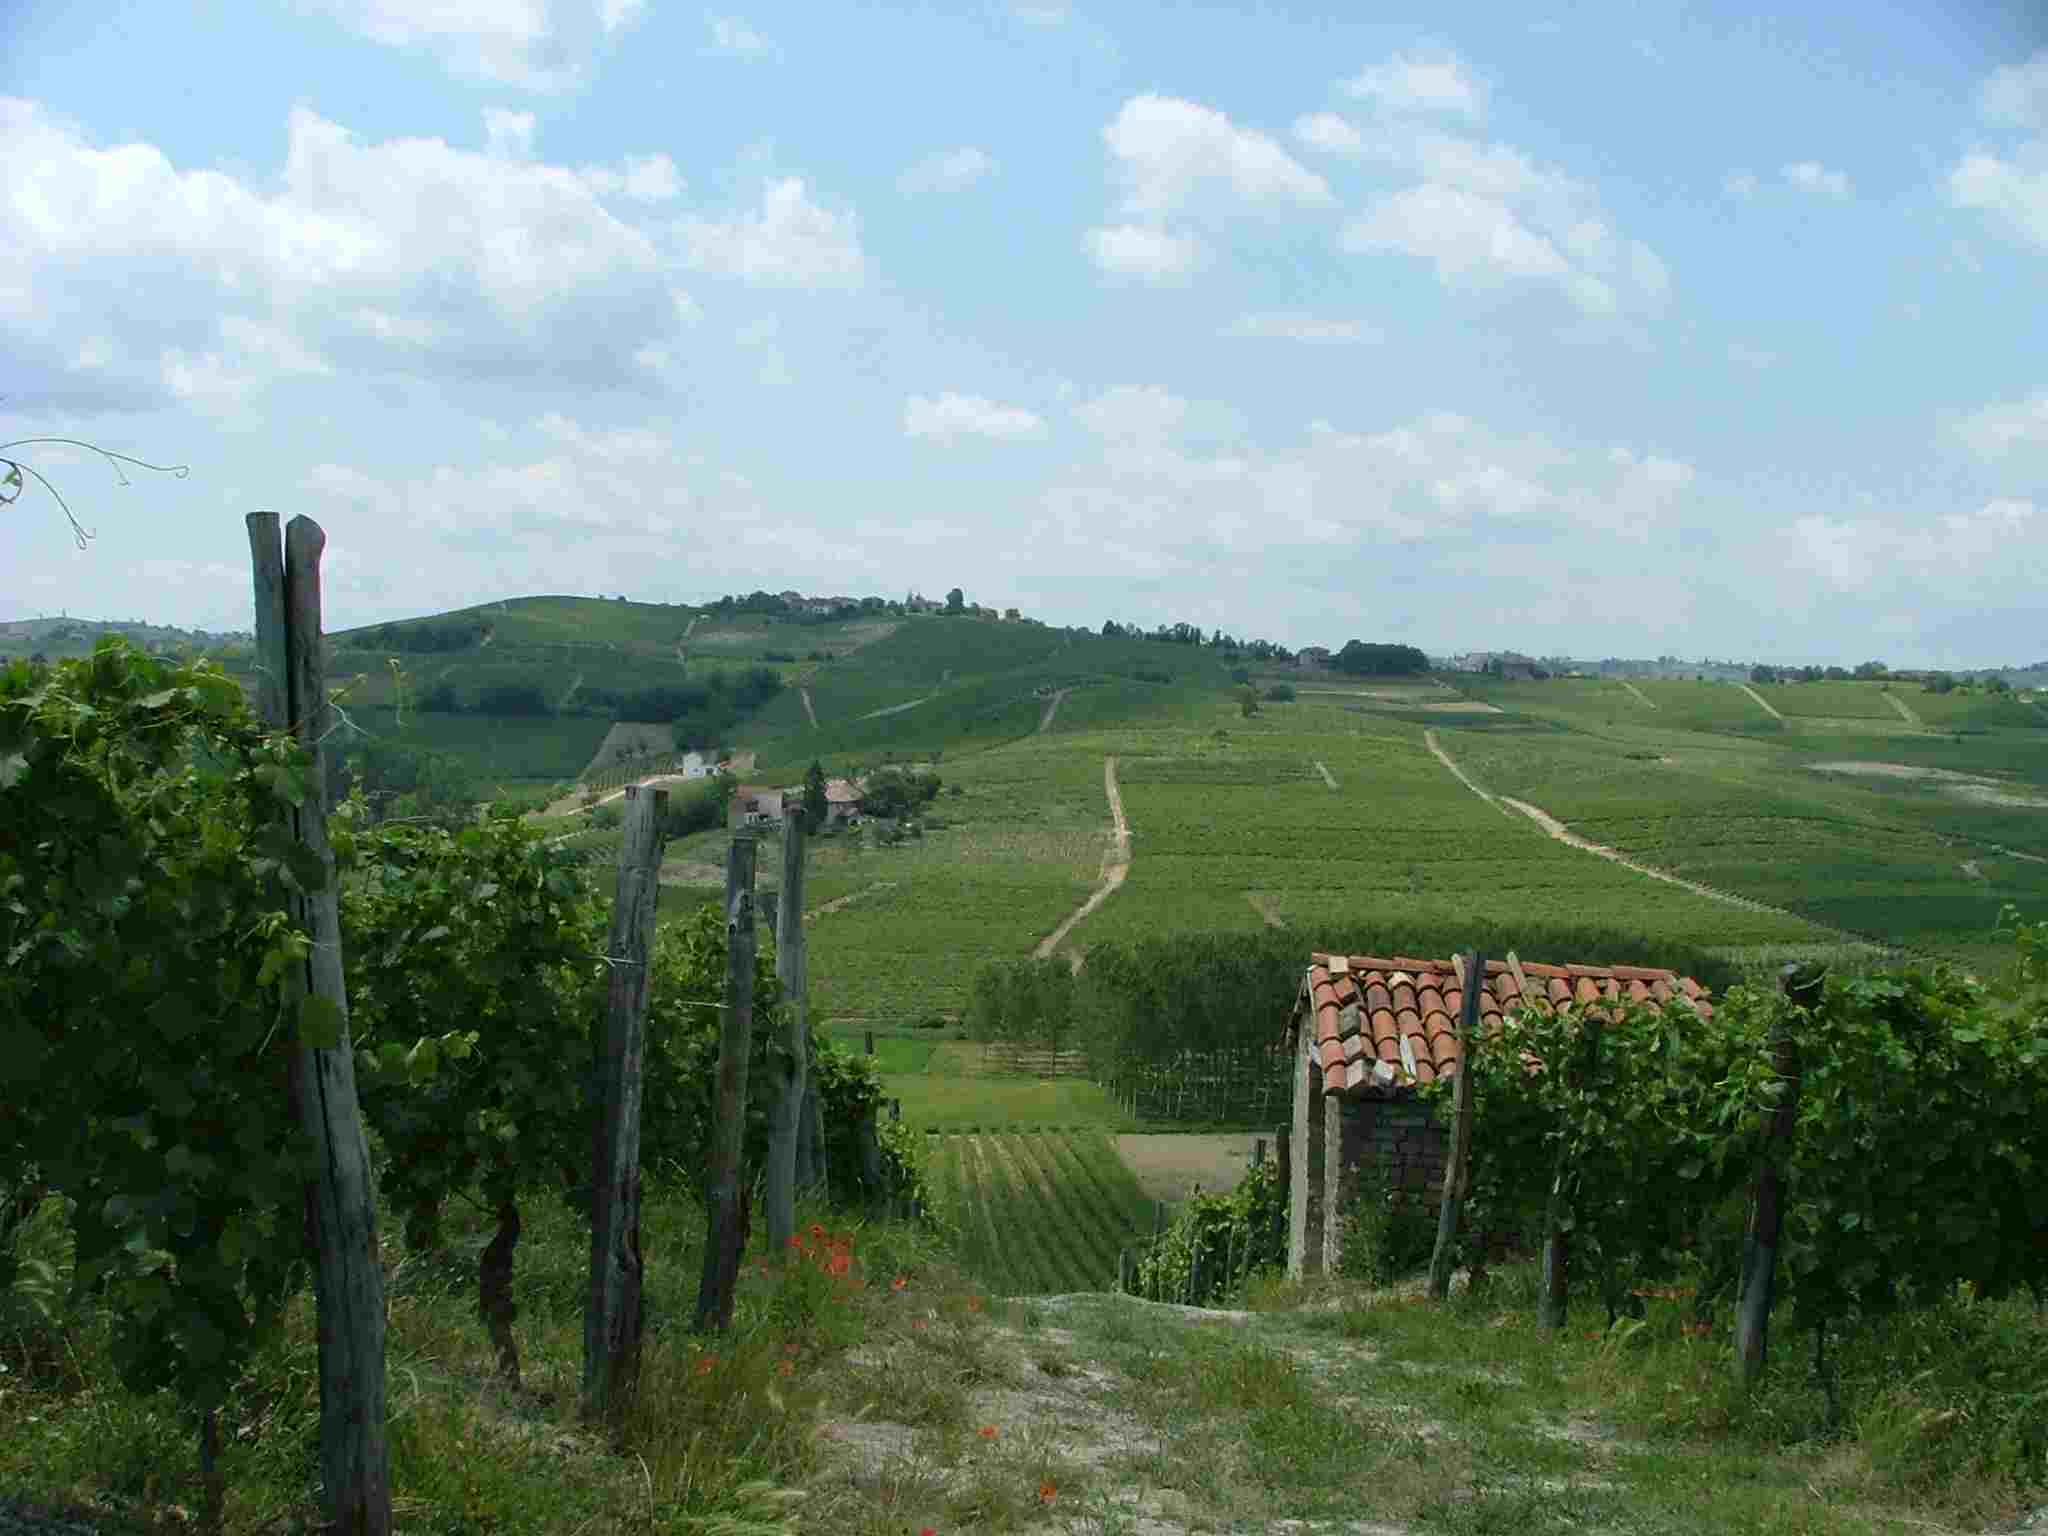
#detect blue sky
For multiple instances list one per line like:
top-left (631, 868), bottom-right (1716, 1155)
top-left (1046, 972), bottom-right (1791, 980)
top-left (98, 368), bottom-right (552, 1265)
top-left (3, 0), bottom-right (2045, 666)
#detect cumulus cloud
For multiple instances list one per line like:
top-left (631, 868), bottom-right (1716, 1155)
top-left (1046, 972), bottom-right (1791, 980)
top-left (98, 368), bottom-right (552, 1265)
top-left (1083, 224), bottom-right (1206, 282)
top-left (484, 108), bottom-right (536, 158)
top-left (1950, 51), bottom-right (2048, 249)
top-left (1723, 170), bottom-right (1759, 199)
top-left (1787, 501), bottom-right (2042, 598)
top-left (705, 13), bottom-right (774, 58)
top-left (1950, 391), bottom-right (2048, 462)
top-left (1980, 50), bottom-right (2048, 129)
top-left (301, 0), bottom-right (647, 91)
top-left (0, 98), bottom-right (690, 409)
top-left (1223, 312), bottom-right (1376, 343)
top-left (898, 146), bottom-right (996, 195)
top-left (1102, 95), bottom-right (1334, 216)
top-left (579, 152), bottom-right (684, 202)
top-left (1317, 57), bottom-right (1668, 316)
top-left (1781, 160), bottom-right (1851, 198)
top-left (1292, 111), bottom-right (1366, 155)
top-left (1342, 46), bottom-right (1488, 119)
top-left (680, 177), bottom-right (865, 287)
top-left (903, 392), bottom-right (1047, 442)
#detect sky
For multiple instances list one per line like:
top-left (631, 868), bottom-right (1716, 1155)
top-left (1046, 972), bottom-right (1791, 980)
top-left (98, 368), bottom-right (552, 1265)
top-left (3, 1), bottom-right (2046, 667)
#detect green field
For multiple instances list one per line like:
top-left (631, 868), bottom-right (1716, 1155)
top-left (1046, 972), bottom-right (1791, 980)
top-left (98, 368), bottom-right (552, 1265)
top-left (924, 1131), bottom-right (1158, 1293)
top-left (1760, 680), bottom-right (1912, 720)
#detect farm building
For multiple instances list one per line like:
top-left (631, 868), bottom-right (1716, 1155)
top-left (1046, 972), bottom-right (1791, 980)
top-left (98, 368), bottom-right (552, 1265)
top-left (1296, 646), bottom-right (1332, 668)
top-left (729, 784), bottom-right (785, 828)
top-left (1282, 952), bottom-right (1712, 1281)
top-left (823, 777), bottom-right (863, 825)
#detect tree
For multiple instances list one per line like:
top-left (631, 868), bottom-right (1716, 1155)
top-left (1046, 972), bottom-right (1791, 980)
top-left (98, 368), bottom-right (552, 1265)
top-left (1853, 660), bottom-right (1890, 680)
top-left (1239, 685), bottom-right (1261, 718)
top-left (1335, 641), bottom-right (1430, 677)
top-left (1751, 664), bottom-right (1779, 684)
top-left (945, 587), bottom-right (965, 614)
top-left (803, 759), bottom-right (828, 833)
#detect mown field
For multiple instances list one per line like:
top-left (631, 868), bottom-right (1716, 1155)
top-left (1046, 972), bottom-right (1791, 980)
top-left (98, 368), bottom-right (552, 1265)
top-left (924, 1131), bottom-right (1159, 1294)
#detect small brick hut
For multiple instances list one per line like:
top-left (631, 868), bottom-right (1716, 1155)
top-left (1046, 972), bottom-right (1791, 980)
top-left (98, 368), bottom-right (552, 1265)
top-left (1283, 951), bottom-right (1713, 1280)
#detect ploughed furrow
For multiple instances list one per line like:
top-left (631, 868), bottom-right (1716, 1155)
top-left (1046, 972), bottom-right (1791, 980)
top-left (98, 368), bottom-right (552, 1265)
top-left (955, 1136), bottom-right (1009, 1290)
top-left (1007, 1138), bottom-right (1105, 1294)
top-left (1033, 1133), bottom-right (1142, 1275)
top-left (981, 1134), bottom-right (1085, 1293)
top-left (965, 1134), bottom-right (1045, 1294)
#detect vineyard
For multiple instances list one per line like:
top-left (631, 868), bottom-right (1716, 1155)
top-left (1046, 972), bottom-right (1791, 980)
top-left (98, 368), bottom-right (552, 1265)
top-left (924, 1132), bottom-right (1158, 1294)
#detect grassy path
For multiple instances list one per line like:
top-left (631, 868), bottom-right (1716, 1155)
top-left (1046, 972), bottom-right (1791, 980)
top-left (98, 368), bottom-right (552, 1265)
top-left (1883, 689), bottom-right (1922, 726)
top-left (1423, 728), bottom-right (1510, 817)
top-left (1737, 681), bottom-right (1785, 719)
top-left (1312, 759), bottom-right (1338, 790)
top-left (1033, 756), bottom-right (1130, 959)
top-left (1038, 688), bottom-right (1067, 732)
top-left (1617, 678), bottom-right (1658, 709)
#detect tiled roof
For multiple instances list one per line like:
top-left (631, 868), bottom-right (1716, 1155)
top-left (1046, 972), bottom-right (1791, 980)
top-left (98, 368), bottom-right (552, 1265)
top-left (1296, 952), bottom-right (1712, 1099)
top-left (824, 778), bottom-right (862, 803)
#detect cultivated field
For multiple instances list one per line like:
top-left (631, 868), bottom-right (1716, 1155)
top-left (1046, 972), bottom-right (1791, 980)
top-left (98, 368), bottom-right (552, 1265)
top-left (923, 1131), bottom-right (1159, 1294)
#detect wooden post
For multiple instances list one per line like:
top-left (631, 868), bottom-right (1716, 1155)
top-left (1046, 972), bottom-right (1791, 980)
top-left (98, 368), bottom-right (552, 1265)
top-left (1273, 1124), bottom-right (1290, 1262)
top-left (1118, 1246), bottom-right (1135, 1293)
top-left (865, 1029), bottom-right (875, 1057)
top-left (1254, 1137), bottom-right (1266, 1169)
top-left (764, 809), bottom-right (808, 1257)
top-left (245, 513), bottom-right (391, 1536)
top-left (583, 784), bottom-right (666, 1421)
top-left (1428, 949), bottom-right (1487, 1302)
top-left (1735, 964), bottom-right (1816, 1388)
top-left (694, 833), bottom-right (758, 1332)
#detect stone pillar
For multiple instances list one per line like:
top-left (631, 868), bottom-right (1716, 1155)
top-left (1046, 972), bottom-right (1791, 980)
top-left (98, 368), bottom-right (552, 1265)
top-left (1289, 1051), bottom-right (1325, 1279)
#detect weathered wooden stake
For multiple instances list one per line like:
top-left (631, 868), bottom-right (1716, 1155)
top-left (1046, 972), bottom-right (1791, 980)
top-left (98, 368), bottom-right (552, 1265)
top-left (583, 784), bottom-right (666, 1421)
top-left (1274, 1124), bottom-right (1291, 1259)
top-left (865, 1029), bottom-right (875, 1057)
top-left (1118, 1246), bottom-right (1135, 1293)
top-left (246, 512), bottom-right (391, 1536)
top-left (695, 833), bottom-right (759, 1332)
top-left (1735, 965), bottom-right (1815, 1388)
top-left (1428, 949), bottom-right (1487, 1301)
top-left (764, 808), bottom-right (808, 1257)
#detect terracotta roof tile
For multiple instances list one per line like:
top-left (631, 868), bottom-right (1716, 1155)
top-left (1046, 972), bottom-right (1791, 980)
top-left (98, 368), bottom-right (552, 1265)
top-left (1292, 949), bottom-right (1713, 1098)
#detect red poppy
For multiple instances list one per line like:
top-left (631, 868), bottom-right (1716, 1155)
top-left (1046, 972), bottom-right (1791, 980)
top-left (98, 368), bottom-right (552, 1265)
top-left (977, 1425), bottom-right (998, 1441)
top-left (1038, 1480), bottom-right (1058, 1505)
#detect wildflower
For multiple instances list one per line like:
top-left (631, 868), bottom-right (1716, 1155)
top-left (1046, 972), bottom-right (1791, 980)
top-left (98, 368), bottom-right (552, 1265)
top-left (1038, 1480), bottom-right (1058, 1505)
top-left (977, 1425), bottom-right (999, 1441)
top-left (966, 1296), bottom-right (983, 1313)
top-left (809, 1222), bottom-right (826, 1240)
top-left (892, 1274), bottom-right (909, 1292)
top-left (777, 1360), bottom-right (794, 1377)
top-left (828, 1252), bottom-right (852, 1277)
top-left (911, 1318), bottom-right (928, 1331)
top-left (786, 1236), bottom-right (803, 1250)
top-left (694, 1356), bottom-right (717, 1376)
top-left (920, 1528), bottom-right (937, 1536)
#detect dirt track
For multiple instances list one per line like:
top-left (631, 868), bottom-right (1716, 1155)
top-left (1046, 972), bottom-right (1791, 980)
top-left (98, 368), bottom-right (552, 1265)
top-left (1039, 689), bottom-right (1068, 732)
top-left (1034, 756), bottom-right (1129, 959)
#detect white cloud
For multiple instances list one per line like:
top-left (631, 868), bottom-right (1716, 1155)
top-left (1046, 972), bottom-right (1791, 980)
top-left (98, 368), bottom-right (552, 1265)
top-left (1223, 312), bottom-right (1376, 343)
top-left (1782, 160), bottom-right (1851, 198)
top-left (1950, 391), bottom-right (2048, 462)
top-left (580, 152), bottom-right (684, 201)
top-left (1292, 112), bottom-right (1365, 155)
top-left (1342, 46), bottom-right (1487, 119)
top-left (484, 107), bottom-right (536, 158)
top-left (1949, 53), bottom-right (2048, 249)
top-left (705, 13), bottom-right (774, 58)
top-left (1083, 224), bottom-right (1206, 282)
top-left (1074, 385), bottom-right (1192, 447)
top-left (903, 392), bottom-right (1047, 442)
top-left (302, 0), bottom-right (647, 91)
top-left (1727, 341), bottom-right (1776, 369)
top-left (1723, 170), bottom-right (1759, 199)
top-left (1011, 2), bottom-right (1068, 22)
top-left (0, 99), bottom-right (684, 405)
top-left (1787, 501), bottom-right (2042, 597)
top-left (680, 177), bottom-right (865, 287)
top-left (1981, 50), bottom-right (2048, 130)
top-left (1333, 115), bottom-right (1669, 315)
top-left (898, 146), bottom-right (996, 195)
top-left (1102, 95), bottom-right (1334, 216)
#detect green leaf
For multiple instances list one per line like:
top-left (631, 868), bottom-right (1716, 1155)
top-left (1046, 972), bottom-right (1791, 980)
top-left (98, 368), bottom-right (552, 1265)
top-left (298, 993), bottom-right (347, 1050)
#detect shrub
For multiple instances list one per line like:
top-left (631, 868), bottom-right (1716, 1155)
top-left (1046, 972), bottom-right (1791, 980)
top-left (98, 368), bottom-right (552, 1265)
top-left (1134, 1158), bottom-right (1285, 1306)
top-left (1264, 682), bottom-right (1296, 702)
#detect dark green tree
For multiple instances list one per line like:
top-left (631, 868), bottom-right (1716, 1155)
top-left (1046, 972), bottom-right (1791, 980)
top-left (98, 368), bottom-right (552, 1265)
top-left (803, 759), bottom-right (828, 833)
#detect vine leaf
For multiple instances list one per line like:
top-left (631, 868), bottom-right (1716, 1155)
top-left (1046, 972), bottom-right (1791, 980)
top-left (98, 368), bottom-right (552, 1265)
top-left (298, 993), bottom-right (347, 1050)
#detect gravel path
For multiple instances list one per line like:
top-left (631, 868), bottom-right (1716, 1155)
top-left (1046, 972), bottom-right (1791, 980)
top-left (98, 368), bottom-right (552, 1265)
top-left (1034, 757), bottom-right (1129, 959)
top-left (1737, 682), bottom-right (1784, 720)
